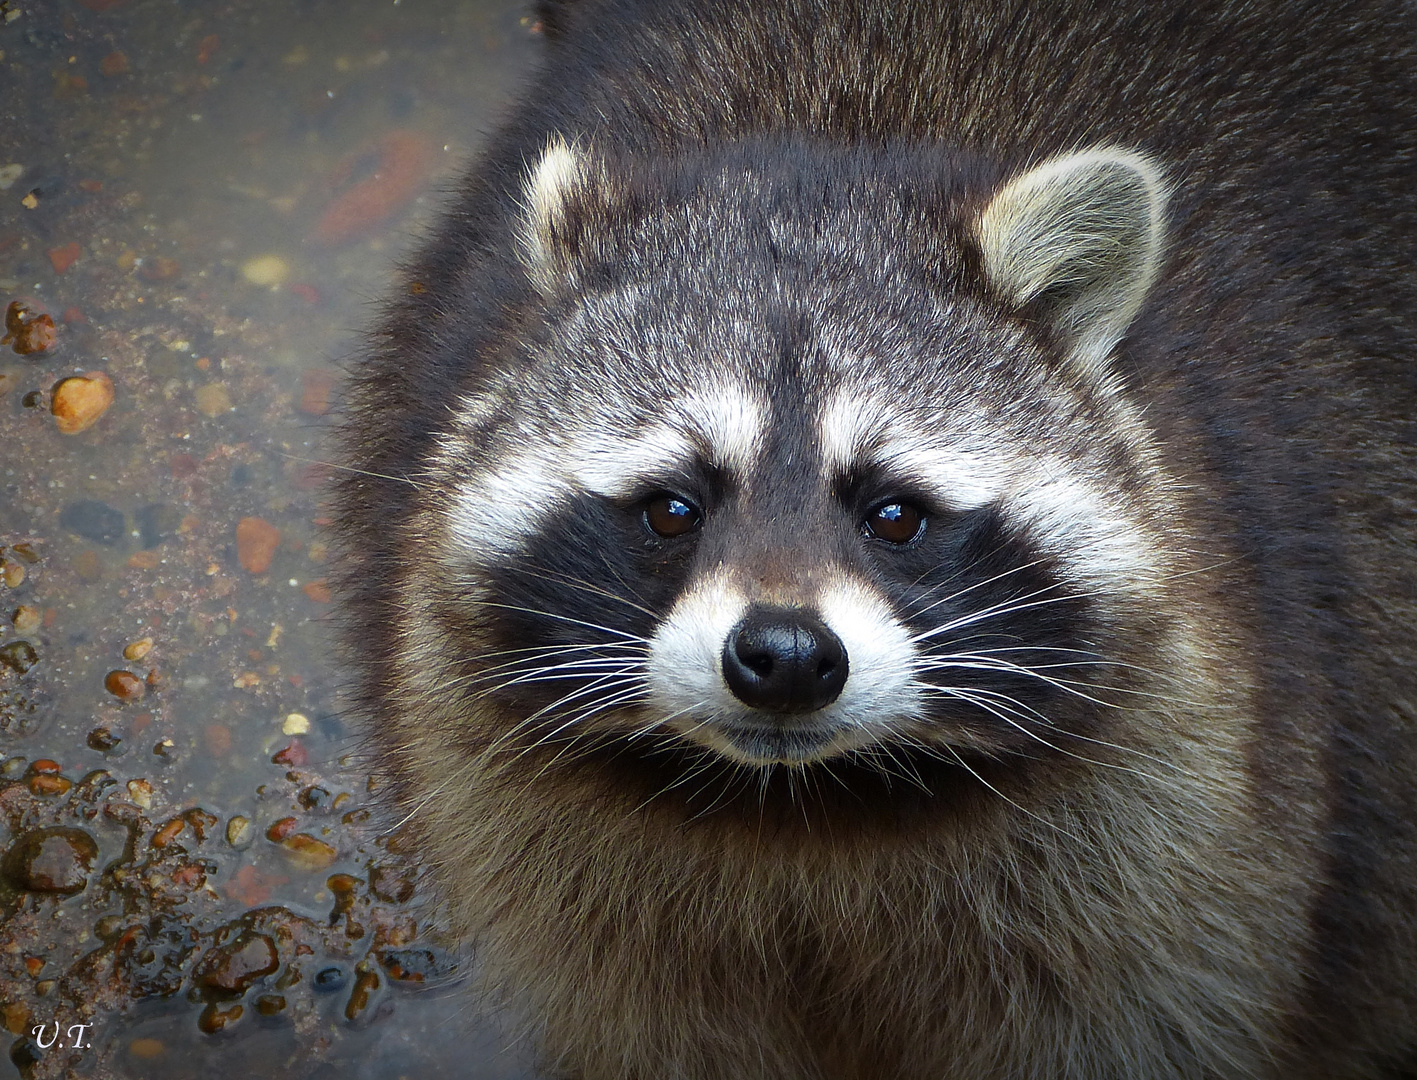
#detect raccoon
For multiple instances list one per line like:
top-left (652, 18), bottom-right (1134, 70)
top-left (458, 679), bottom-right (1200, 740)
top-left (333, 0), bottom-right (1417, 1077)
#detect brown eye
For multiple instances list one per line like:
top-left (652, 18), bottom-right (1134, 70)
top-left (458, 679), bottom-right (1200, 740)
top-left (645, 495), bottom-right (701, 538)
top-left (865, 501), bottom-right (925, 544)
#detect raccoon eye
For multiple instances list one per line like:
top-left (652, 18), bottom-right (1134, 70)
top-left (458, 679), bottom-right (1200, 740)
top-left (865, 501), bottom-right (925, 545)
top-left (644, 495), bottom-right (702, 539)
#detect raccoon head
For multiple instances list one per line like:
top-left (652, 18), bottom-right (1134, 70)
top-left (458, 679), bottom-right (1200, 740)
top-left (423, 139), bottom-right (1174, 782)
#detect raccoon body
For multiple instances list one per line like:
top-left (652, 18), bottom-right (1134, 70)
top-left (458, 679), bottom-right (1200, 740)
top-left (334, 1), bottom-right (1417, 1077)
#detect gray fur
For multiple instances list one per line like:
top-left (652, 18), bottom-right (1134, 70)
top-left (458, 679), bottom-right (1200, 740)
top-left (332, 1), bottom-right (1417, 1077)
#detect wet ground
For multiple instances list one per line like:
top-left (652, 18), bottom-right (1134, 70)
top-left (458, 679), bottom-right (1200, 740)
top-left (0, 1), bottom-right (540, 1076)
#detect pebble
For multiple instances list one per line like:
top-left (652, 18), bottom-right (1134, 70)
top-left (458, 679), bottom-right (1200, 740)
top-left (2, 302), bottom-right (55, 355)
top-left (236, 516), bottom-right (280, 573)
top-left (123, 637), bottom-right (154, 661)
top-left (127, 778), bottom-right (153, 809)
top-left (197, 1002), bottom-right (243, 1034)
top-left (128, 1038), bottom-right (164, 1060)
top-left (279, 833), bottom-right (338, 870)
top-left (311, 131), bottom-right (434, 245)
top-left (51, 371), bottom-right (115, 434)
top-left (135, 503), bottom-right (181, 549)
top-left (87, 726), bottom-right (122, 752)
top-left (226, 815), bottom-right (254, 849)
top-left (345, 966), bottom-right (379, 1021)
top-left (2, 826), bottom-right (98, 893)
top-left (282, 712), bottom-right (310, 735)
top-left (47, 242), bottom-right (81, 275)
top-left (105, 669), bottom-right (146, 701)
top-left (60, 500), bottom-right (126, 545)
top-left (194, 382), bottom-right (232, 417)
top-left (254, 994), bottom-right (286, 1016)
top-left (12, 606), bottom-right (40, 632)
top-left (28, 774), bottom-right (72, 797)
top-left (298, 368), bottom-right (336, 415)
top-left (195, 931), bottom-right (278, 997)
top-left (0, 560), bottom-right (23, 588)
top-left (0, 640), bottom-right (37, 675)
top-left (205, 724), bottom-right (232, 757)
top-left (151, 818), bottom-right (186, 849)
top-left (240, 254), bottom-right (290, 287)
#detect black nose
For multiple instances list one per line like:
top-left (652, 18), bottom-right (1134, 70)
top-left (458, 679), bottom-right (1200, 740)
top-left (721, 607), bottom-right (849, 714)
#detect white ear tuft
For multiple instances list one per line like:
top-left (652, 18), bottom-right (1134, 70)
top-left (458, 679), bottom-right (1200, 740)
top-left (519, 137), bottom-right (591, 294)
top-left (977, 148), bottom-right (1167, 378)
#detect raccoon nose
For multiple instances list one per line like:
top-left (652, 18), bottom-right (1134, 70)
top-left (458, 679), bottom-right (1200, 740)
top-left (722, 607), bottom-right (849, 714)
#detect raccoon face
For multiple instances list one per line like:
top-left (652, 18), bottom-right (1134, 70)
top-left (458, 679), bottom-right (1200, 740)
top-left (427, 141), bottom-right (1173, 773)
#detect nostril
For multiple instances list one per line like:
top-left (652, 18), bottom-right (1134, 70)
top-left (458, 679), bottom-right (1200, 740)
top-left (736, 642), bottom-right (774, 678)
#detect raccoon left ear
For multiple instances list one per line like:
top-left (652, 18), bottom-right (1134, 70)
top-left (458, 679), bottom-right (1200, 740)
top-left (518, 137), bottom-right (600, 295)
top-left (976, 148), bottom-right (1167, 378)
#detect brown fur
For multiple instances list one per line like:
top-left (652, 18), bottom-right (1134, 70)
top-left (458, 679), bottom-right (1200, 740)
top-left (333, 1), bottom-right (1417, 1076)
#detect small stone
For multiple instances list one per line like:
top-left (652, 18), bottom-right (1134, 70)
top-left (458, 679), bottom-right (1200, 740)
top-left (226, 816), bottom-right (254, 849)
top-left (236, 517), bottom-right (280, 573)
top-left (298, 786), bottom-right (331, 810)
top-left (135, 503), bottom-right (181, 549)
top-left (197, 1001), bottom-right (243, 1034)
top-left (105, 669), bottom-right (145, 701)
top-left (2, 302), bottom-right (56, 355)
top-left (0, 640), bottom-right (37, 675)
top-left (184, 808), bottom-right (219, 840)
top-left (254, 994), bottom-right (286, 1016)
top-left (301, 579), bottom-right (332, 603)
top-left (265, 817), bottom-right (298, 843)
top-left (47, 242), bottom-right (81, 275)
top-left (194, 382), bottom-right (232, 417)
top-left (0, 560), bottom-right (25, 588)
top-left (271, 742), bottom-right (306, 767)
top-left (60, 500), bottom-right (125, 545)
top-left (281, 712), bottom-right (310, 735)
top-left (127, 778), bottom-right (153, 809)
top-left (205, 723), bottom-right (232, 757)
top-left (278, 833), bottom-right (337, 870)
top-left (51, 372), bottom-right (115, 434)
top-left (298, 368), bottom-right (336, 415)
top-left (345, 966), bottom-right (379, 1021)
top-left (9, 544), bottom-right (39, 564)
top-left (123, 637), bottom-right (154, 661)
top-left (240, 254), bottom-right (289, 287)
top-left (1, 1001), bottom-right (30, 1035)
top-left (87, 726), bottom-right (122, 752)
top-left (28, 773), bottom-right (72, 797)
top-left (12, 606), bottom-right (40, 632)
top-left (2, 826), bottom-right (98, 893)
top-left (151, 818), bottom-right (186, 849)
top-left (195, 931), bottom-right (278, 997)
top-left (128, 1037), bottom-right (164, 1060)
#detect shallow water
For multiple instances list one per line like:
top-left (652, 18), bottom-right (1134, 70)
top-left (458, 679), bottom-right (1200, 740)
top-left (0, 1), bottom-right (539, 1076)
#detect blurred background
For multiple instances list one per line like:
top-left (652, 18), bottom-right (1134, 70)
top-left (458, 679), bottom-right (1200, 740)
top-left (0, 1), bottom-right (540, 1075)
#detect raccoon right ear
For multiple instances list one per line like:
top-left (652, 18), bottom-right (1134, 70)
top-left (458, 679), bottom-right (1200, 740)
top-left (976, 148), bottom-right (1167, 380)
top-left (518, 137), bottom-right (600, 295)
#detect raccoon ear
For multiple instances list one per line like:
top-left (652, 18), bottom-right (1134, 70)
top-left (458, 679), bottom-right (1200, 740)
top-left (518, 137), bottom-right (599, 294)
top-left (976, 148), bottom-right (1167, 378)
